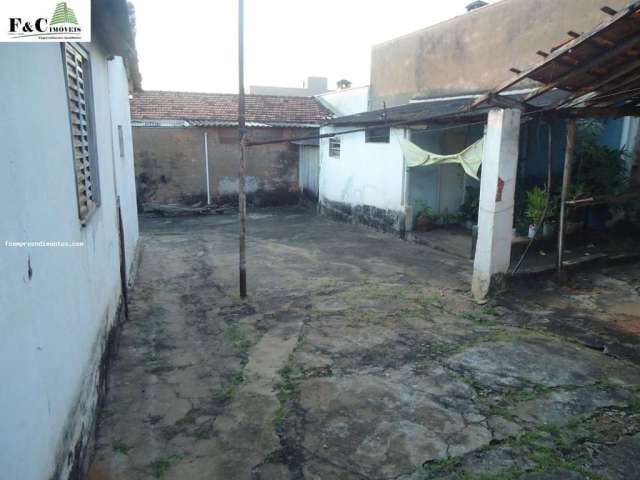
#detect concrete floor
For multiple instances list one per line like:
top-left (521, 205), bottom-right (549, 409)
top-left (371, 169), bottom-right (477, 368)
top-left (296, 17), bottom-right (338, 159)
top-left (411, 227), bottom-right (640, 275)
top-left (91, 207), bottom-right (640, 480)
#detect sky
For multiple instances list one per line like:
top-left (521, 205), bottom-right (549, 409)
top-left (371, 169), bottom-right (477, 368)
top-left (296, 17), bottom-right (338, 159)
top-left (130, 0), bottom-right (492, 94)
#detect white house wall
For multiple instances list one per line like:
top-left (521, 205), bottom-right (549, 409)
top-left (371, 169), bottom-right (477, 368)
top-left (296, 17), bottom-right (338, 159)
top-left (0, 43), bottom-right (138, 480)
top-left (108, 56), bottom-right (140, 280)
top-left (319, 126), bottom-right (406, 232)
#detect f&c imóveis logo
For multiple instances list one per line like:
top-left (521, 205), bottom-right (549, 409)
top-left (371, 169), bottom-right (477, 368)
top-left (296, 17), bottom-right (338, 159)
top-left (3, 1), bottom-right (91, 42)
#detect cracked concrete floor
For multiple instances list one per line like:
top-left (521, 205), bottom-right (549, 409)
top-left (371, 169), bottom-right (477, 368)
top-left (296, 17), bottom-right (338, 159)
top-left (91, 207), bottom-right (640, 480)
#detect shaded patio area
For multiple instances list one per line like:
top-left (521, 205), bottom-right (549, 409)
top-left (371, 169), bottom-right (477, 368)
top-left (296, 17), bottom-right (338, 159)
top-left (411, 226), bottom-right (640, 276)
top-left (91, 207), bottom-right (640, 479)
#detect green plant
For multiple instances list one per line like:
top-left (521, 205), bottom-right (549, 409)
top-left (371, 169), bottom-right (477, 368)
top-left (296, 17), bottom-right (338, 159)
top-left (574, 119), bottom-right (629, 197)
top-left (460, 186), bottom-right (480, 223)
top-left (414, 203), bottom-right (435, 231)
top-left (223, 323), bottom-right (252, 352)
top-left (112, 440), bottom-right (132, 455)
top-left (525, 186), bottom-right (548, 225)
top-left (415, 202), bottom-right (433, 220)
top-left (149, 456), bottom-right (177, 478)
top-left (431, 212), bottom-right (464, 226)
top-left (545, 195), bottom-right (561, 222)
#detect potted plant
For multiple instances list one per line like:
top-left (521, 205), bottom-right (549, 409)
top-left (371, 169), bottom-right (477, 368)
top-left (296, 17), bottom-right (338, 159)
top-left (525, 186), bottom-right (547, 239)
top-left (415, 205), bottom-right (434, 232)
top-left (542, 195), bottom-right (560, 239)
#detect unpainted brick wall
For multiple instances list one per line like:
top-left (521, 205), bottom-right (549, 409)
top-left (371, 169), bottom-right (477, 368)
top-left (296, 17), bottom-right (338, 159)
top-left (133, 126), bottom-right (314, 206)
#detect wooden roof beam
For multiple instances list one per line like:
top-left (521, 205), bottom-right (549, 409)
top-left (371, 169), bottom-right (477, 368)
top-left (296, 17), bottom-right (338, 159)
top-left (522, 32), bottom-right (640, 104)
top-left (585, 84), bottom-right (640, 107)
top-left (471, 1), bottom-right (640, 110)
top-left (556, 57), bottom-right (640, 106)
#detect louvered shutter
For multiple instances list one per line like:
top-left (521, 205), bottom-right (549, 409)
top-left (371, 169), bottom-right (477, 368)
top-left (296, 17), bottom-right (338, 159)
top-left (64, 43), bottom-right (97, 223)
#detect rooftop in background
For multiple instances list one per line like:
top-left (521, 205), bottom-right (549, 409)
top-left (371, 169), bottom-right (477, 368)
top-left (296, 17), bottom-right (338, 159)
top-left (250, 76), bottom-right (329, 97)
top-left (130, 90), bottom-right (333, 127)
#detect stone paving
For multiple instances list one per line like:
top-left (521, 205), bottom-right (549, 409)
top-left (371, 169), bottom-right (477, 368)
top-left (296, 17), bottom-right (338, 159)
top-left (91, 207), bottom-right (640, 480)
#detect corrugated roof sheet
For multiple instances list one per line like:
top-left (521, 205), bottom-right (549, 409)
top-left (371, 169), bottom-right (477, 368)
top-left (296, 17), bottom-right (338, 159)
top-left (130, 90), bottom-right (333, 125)
top-left (327, 90), bottom-right (570, 127)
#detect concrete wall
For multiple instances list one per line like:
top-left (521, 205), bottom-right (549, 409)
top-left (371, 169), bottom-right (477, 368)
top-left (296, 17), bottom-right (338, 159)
top-left (133, 126), bottom-right (311, 206)
top-left (0, 43), bottom-right (138, 480)
top-left (370, 0), bottom-right (631, 108)
top-left (250, 76), bottom-right (329, 96)
top-left (319, 126), bottom-right (407, 232)
top-left (316, 86), bottom-right (369, 116)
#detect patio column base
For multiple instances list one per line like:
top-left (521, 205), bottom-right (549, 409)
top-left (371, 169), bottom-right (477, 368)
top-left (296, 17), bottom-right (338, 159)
top-left (472, 108), bottom-right (521, 303)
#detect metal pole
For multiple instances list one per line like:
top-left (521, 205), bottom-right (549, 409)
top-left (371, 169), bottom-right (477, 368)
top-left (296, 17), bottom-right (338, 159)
top-left (204, 131), bottom-right (211, 205)
top-left (238, 0), bottom-right (247, 297)
top-left (558, 118), bottom-right (577, 277)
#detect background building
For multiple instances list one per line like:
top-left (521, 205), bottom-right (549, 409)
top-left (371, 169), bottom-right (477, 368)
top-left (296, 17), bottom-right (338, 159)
top-left (369, 0), bottom-right (631, 109)
top-left (130, 91), bottom-right (332, 206)
top-left (250, 76), bottom-right (329, 96)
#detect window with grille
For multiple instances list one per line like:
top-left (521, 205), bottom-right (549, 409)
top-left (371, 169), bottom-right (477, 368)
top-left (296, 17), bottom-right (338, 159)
top-left (63, 43), bottom-right (100, 225)
top-left (329, 137), bottom-right (341, 158)
top-left (365, 127), bottom-right (390, 143)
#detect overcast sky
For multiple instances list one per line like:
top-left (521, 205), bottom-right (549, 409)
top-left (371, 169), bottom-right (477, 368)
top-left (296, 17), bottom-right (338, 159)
top-left (130, 0), bottom-right (492, 94)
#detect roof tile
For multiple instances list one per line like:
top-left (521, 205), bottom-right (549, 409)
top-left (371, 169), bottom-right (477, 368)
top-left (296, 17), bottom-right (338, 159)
top-left (130, 90), bottom-right (333, 124)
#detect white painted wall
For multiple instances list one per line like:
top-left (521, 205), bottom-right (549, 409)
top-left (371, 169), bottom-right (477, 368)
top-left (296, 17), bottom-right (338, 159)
top-left (315, 86), bottom-right (369, 116)
top-left (0, 43), bottom-right (138, 480)
top-left (108, 56), bottom-right (140, 280)
top-left (319, 126), bottom-right (406, 212)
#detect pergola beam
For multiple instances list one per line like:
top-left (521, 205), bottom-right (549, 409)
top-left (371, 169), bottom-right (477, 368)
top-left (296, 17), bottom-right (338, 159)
top-left (564, 57), bottom-right (640, 102)
top-left (471, 1), bottom-right (640, 110)
top-left (522, 32), bottom-right (640, 104)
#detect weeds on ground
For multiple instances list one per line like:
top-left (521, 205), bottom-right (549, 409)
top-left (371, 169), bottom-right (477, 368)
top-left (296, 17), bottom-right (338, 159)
top-left (224, 323), bottom-right (253, 352)
top-left (112, 440), bottom-right (132, 455)
top-left (148, 455), bottom-right (182, 478)
top-left (224, 372), bottom-right (246, 400)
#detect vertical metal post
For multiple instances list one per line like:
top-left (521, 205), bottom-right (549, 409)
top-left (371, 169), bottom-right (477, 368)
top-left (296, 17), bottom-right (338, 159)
top-left (204, 131), bottom-right (211, 205)
top-left (238, 0), bottom-right (247, 297)
top-left (558, 118), bottom-right (577, 276)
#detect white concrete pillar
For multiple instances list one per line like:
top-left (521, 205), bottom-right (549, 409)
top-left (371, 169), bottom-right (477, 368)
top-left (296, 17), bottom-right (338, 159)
top-left (472, 108), bottom-right (521, 302)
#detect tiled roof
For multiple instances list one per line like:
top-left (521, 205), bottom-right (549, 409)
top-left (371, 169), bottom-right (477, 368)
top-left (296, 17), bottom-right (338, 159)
top-left (130, 90), bottom-right (333, 125)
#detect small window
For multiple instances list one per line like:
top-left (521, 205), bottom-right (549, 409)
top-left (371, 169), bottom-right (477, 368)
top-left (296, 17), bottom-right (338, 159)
top-left (329, 137), bottom-right (341, 158)
top-left (63, 43), bottom-right (100, 225)
top-left (365, 127), bottom-right (390, 143)
top-left (118, 125), bottom-right (125, 158)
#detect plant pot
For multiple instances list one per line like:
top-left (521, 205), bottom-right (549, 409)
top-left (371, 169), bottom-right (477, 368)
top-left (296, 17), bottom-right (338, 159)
top-left (542, 222), bottom-right (558, 239)
top-left (415, 215), bottom-right (433, 232)
top-left (528, 224), bottom-right (538, 239)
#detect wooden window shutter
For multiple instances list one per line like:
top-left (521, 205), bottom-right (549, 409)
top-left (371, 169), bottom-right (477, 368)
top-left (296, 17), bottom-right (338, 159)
top-left (64, 43), bottom-right (97, 223)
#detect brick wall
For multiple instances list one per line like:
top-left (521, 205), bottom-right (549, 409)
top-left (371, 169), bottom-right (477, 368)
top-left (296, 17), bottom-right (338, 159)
top-left (133, 126), bottom-right (313, 206)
